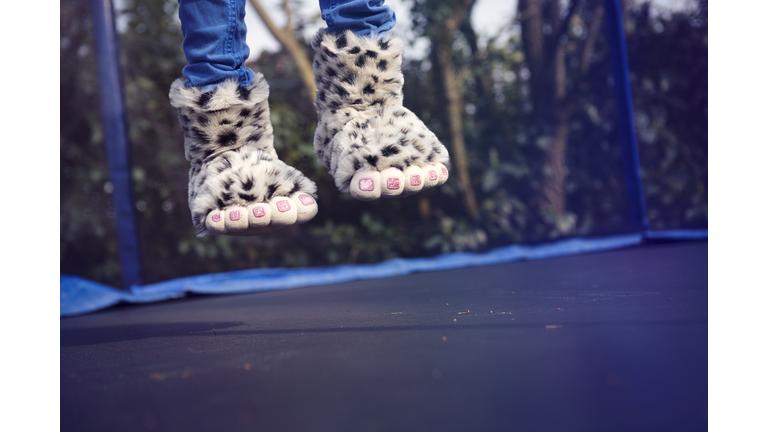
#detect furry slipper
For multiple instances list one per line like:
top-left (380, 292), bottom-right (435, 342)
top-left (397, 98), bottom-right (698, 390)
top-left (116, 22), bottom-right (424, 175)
top-left (311, 29), bottom-right (450, 201)
top-left (170, 74), bottom-right (318, 236)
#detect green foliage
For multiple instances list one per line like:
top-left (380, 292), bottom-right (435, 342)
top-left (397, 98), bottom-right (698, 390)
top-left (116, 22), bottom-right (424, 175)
top-left (60, 0), bottom-right (707, 287)
top-left (61, 0), bottom-right (122, 286)
top-left (626, 3), bottom-right (708, 229)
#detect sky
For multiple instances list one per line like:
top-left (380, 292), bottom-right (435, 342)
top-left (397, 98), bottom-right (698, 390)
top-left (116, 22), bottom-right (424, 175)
top-left (242, 0), bottom-right (697, 61)
top-left (243, 0), bottom-right (518, 60)
top-left (110, 0), bottom-right (696, 60)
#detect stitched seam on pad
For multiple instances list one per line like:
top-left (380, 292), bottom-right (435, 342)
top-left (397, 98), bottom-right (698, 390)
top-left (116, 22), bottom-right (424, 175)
top-left (226, 0), bottom-right (236, 59)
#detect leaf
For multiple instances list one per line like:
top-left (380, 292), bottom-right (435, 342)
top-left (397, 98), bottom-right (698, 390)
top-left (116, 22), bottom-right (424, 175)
top-left (482, 170), bottom-right (500, 192)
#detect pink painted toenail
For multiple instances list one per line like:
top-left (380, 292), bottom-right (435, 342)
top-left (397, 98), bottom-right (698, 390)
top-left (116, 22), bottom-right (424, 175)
top-left (410, 175), bottom-right (421, 186)
top-left (276, 200), bottom-right (291, 212)
top-left (229, 210), bottom-right (241, 221)
top-left (253, 206), bottom-right (265, 218)
top-left (299, 194), bottom-right (315, 205)
top-left (429, 170), bottom-right (438, 181)
top-left (441, 167), bottom-right (448, 176)
top-left (387, 177), bottom-right (400, 190)
top-left (359, 177), bottom-right (375, 191)
top-left (211, 212), bottom-right (222, 223)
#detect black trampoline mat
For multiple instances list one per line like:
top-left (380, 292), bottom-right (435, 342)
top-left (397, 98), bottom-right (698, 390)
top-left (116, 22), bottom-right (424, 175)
top-left (61, 242), bottom-right (708, 432)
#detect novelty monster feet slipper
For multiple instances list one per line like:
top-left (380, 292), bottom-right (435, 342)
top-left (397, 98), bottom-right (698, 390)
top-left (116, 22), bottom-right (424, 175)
top-left (311, 29), bottom-right (450, 201)
top-left (170, 74), bottom-right (318, 236)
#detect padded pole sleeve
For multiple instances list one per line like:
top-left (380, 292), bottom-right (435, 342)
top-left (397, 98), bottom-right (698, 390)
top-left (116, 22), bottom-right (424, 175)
top-left (90, 0), bottom-right (143, 289)
top-left (604, 0), bottom-right (650, 232)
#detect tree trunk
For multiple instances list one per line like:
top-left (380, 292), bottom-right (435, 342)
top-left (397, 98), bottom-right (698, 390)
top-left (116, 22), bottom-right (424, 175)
top-left (519, 0), bottom-right (572, 225)
top-left (580, 4), bottom-right (604, 75)
top-left (248, 0), bottom-right (316, 104)
top-left (519, 0), bottom-right (550, 118)
top-left (460, 19), bottom-right (498, 119)
top-left (541, 33), bottom-right (570, 217)
top-left (542, 110), bottom-right (569, 214)
top-left (429, 8), bottom-right (479, 218)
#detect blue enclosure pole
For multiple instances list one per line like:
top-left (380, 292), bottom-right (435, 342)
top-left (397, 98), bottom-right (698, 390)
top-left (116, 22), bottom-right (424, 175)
top-left (90, 0), bottom-right (143, 289)
top-left (603, 0), bottom-right (650, 232)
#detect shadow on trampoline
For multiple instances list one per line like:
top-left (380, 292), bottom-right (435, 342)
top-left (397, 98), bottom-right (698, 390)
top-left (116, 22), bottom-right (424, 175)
top-left (62, 317), bottom-right (707, 348)
top-left (60, 322), bottom-right (241, 347)
top-left (225, 319), bottom-right (707, 334)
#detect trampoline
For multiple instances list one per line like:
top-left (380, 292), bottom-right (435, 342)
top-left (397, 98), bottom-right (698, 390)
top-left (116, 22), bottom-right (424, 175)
top-left (61, 241), bottom-right (707, 431)
top-left (61, 1), bottom-right (707, 430)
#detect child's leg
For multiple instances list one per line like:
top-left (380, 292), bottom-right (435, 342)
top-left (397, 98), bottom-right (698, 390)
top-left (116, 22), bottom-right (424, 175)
top-left (177, 0), bottom-right (255, 89)
top-left (312, 1), bottom-right (450, 201)
top-left (171, 0), bottom-right (318, 237)
top-left (319, 0), bottom-right (396, 37)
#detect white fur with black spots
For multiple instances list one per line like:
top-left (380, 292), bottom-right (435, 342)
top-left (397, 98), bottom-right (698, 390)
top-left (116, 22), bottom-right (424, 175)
top-left (170, 74), bottom-right (318, 236)
top-left (311, 29), bottom-right (450, 201)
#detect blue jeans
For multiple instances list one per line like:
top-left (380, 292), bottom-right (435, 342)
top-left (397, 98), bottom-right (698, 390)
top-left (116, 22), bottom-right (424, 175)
top-left (320, 0), bottom-right (396, 36)
top-left (179, 0), bottom-right (396, 89)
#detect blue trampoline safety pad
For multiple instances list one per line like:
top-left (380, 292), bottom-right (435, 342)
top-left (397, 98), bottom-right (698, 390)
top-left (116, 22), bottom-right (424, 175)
top-left (60, 230), bottom-right (707, 316)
